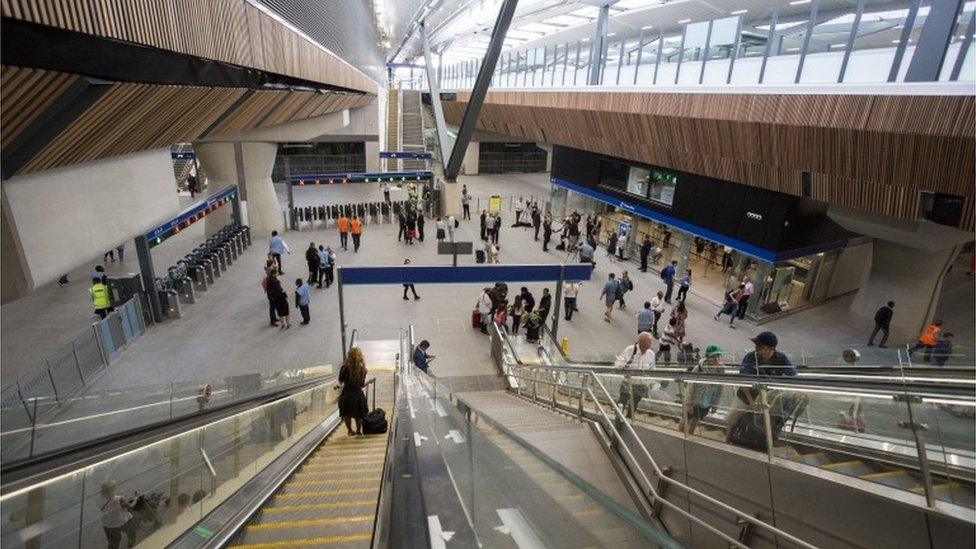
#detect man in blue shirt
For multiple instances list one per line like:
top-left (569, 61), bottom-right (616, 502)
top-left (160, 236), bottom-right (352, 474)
top-left (661, 260), bottom-right (677, 303)
top-left (269, 231), bottom-right (290, 274)
top-left (578, 241), bottom-right (595, 264)
top-left (726, 331), bottom-right (795, 442)
top-left (413, 340), bottom-right (435, 373)
top-left (294, 278), bottom-right (311, 324)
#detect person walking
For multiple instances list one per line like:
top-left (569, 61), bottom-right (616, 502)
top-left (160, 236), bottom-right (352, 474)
top-left (563, 281), bottom-right (580, 321)
top-left (715, 284), bottom-right (744, 327)
top-left (435, 217), bottom-right (446, 242)
top-left (413, 340), bottom-right (435, 373)
top-left (338, 347), bottom-right (369, 435)
top-left (100, 481), bottom-right (138, 549)
top-left (397, 211), bottom-right (406, 242)
top-left (600, 273), bottom-right (621, 322)
top-left (479, 210), bottom-right (487, 241)
top-left (461, 188), bottom-right (472, 220)
top-left (90, 276), bottom-right (114, 319)
top-left (519, 287), bottom-right (535, 312)
top-left (477, 287), bottom-right (494, 334)
top-left (491, 213), bottom-right (501, 244)
top-left (617, 271), bottom-right (633, 310)
top-left (402, 259), bottom-right (420, 300)
top-left (381, 181), bottom-right (391, 203)
top-left (262, 270), bottom-right (278, 326)
top-left (515, 198), bottom-right (525, 224)
top-left (606, 230), bottom-right (618, 261)
top-left (932, 333), bottom-right (954, 366)
top-left (670, 302), bottom-right (688, 347)
top-left (337, 213), bottom-right (349, 251)
top-left (269, 231), bottom-right (290, 274)
top-left (186, 173), bottom-right (199, 198)
top-left (538, 288), bottom-right (552, 323)
top-left (867, 301), bottom-right (894, 348)
top-left (637, 302), bottom-right (654, 335)
top-left (305, 242), bottom-right (320, 286)
top-left (677, 268), bottom-right (692, 302)
top-left (267, 272), bottom-right (290, 329)
top-left (639, 237), bottom-right (652, 272)
top-left (295, 278), bottom-right (311, 325)
top-left (416, 212), bottom-right (425, 242)
top-left (509, 295), bottom-right (525, 334)
top-left (909, 320), bottom-right (943, 362)
top-left (542, 215), bottom-right (554, 252)
top-left (649, 291), bottom-right (665, 336)
top-left (662, 226), bottom-right (672, 248)
top-left (617, 231), bottom-right (628, 261)
top-left (662, 260), bottom-right (677, 303)
top-left (737, 276), bottom-right (754, 319)
top-left (351, 215), bottom-right (363, 252)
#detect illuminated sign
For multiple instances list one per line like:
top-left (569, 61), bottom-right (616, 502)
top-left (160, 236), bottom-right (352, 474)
top-left (290, 171), bottom-right (433, 186)
top-left (145, 185), bottom-right (237, 247)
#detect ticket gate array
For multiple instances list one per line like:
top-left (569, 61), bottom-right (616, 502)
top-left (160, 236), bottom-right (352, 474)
top-left (289, 200), bottom-right (413, 230)
top-left (155, 224), bottom-right (251, 319)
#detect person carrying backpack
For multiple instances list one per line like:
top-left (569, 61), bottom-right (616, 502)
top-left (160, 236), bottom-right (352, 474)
top-left (680, 345), bottom-right (725, 435)
top-left (714, 284), bottom-right (744, 327)
top-left (616, 271), bottom-right (633, 310)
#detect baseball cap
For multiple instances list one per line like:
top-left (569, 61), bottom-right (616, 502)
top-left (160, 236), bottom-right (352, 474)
top-left (750, 331), bottom-right (778, 348)
top-left (705, 345), bottom-right (723, 358)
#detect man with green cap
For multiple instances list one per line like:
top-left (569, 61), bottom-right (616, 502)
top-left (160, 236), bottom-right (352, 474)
top-left (679, 345), bottom-right (725, 435)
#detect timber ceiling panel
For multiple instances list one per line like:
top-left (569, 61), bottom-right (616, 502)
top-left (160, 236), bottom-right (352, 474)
top-left (0, 0), bottom-right (375, 93)
top-left (0, 66), bottom-right (77, 149)
top-left (444, 91), bottom-right (975, 229)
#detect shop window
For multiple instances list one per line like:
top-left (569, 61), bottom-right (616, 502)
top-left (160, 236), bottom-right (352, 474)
top-left (648, 169), bottom-right (678, 206)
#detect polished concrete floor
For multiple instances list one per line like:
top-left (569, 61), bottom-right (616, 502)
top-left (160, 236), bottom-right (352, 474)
top-left (3, 173), bottom-right (973, 394)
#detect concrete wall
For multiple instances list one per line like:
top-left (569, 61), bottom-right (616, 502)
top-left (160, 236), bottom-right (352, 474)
top-left (196, 142), bottom-right (281, 239)
top-left (1, 148), bottom-right (179, 298)
top-left (461, 141), bottom-right (479, 175)
top-left (827, 241), bottom-right (872, 297)
top-left (365, 141), bottom-right (380, 172)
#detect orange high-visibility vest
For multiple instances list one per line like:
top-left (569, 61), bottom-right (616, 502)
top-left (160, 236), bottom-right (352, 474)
top-left (919, 324), bottom-right (941, 346)
top-left (337, 217), bottom-right (348, 233)
top-left (351, 218), bottom-right (362, 235)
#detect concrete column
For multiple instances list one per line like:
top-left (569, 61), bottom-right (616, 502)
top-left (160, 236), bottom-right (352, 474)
top-left (196, 141), bottom-right (281, 239)
top-left (850, 240), bottom-right (960, 344)
top-left (550, 185), bottom-right (568, 220)
top-left (442, 182), bottom-right (461, 218)
top-left (461, 141), bottom-right (479, 175)
top-left (365, 141), bottom-right (380, 172)
top-left (673, 230), bottom-right (692, 277)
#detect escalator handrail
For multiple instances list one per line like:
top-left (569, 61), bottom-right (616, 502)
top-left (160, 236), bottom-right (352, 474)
top-left (1, 373), bottom-right (337, 493)
top-left (507, 367), bottom-right (820, 549)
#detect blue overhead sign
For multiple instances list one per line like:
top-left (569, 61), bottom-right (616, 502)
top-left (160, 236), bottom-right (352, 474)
top-left (171, 151), bottom-right (195, 160)
top-left (290, 171), bottom-right (433, 185)
top-left (339, 264), bottom-right (594, 285)
top-left (379, 151), bottom-right (432, 160)
top-left (145, 185), bottom-right (236, 247)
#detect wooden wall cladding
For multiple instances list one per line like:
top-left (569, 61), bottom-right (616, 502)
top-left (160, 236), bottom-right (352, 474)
top-left (0, 66), bottom-right (77, 149)
top-left (204, 90), bottom-right (371, 137)
top-left (0, 0), bottom-right (376, 94)
top-left (443, 91), bottom-right (975, 229)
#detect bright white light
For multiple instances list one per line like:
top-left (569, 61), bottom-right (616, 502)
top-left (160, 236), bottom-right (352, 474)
top-left (641, 25), bottom-right (653, 30)
top-left (790, 0), bottom-right (812, 5)
top-left (678, 19), bottom-right (691, 24)
top-left (731, 9), bottom-right (748, 15)
top-left (607, 32), bottom-right (617, 37)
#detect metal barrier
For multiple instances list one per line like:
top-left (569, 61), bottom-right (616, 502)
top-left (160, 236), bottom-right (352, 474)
top-left (289, 200), bottom-right (411, 231)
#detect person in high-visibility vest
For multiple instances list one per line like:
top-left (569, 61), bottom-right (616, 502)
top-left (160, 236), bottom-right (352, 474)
top-left (350, 216), bottom-right (363, 253)
top-left (337, 214), bottom-right (349, 251)
top-left (90, 277), bottom-right (114, 319)
top-left (909, 320), bottom-right (943, 363)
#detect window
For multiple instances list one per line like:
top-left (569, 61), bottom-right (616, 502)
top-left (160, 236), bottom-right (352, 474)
top-left (627, 167), bottom-right (650, 196)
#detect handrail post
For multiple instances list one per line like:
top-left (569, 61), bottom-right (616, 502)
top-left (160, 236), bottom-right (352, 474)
top-left (550, 377), bottom-right (557, 409)
top-left (532, 368), bottom-right (538, 401)
top-left (677, 379), bottom-right (689, 436)
top-left (899, 394), bottom-right (937, 507)
top-left (72, 346), bottom-right (86, 387)
top-left (626, 376), bottom-right (635, 419)
top-left (578, 374), bottom-right (588, 418)
top-left (29, 398), bottom-right (38, 457)
top-left (759, 386), bottom-right (775, 461)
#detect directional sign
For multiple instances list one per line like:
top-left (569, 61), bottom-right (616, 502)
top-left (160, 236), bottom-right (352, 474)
top-left (380, 151), bottom-right (433, 160)
top-left (145, 185), bottom-right (237, 247)
top-left (290, 170), bottom-right (432, 186)
top-left (414, 432), bottom-right (429, 447)
top-left (427, 516), bottom-right (455, 549)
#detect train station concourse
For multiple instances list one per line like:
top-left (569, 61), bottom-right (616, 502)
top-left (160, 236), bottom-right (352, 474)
top-left (1, 1), bottom-right (975, 548)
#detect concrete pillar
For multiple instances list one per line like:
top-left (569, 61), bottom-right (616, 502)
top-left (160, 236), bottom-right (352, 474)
top-left (365, 141), bottom-right (380, 172)
top-left (673, 230), bottom-right (692, 277)
top-left (550, 185), bottom-right (568, 220)
top-left (461, 141), bottom-right (479, 175)
top-left (442, 182), bottom-right (461, 218)
top-left (196, 141), bottom-right (281, 239)
top-left (850, 240), bottom-right (960, 344)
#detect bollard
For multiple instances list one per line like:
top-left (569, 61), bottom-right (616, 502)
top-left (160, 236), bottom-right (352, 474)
top-left (561, 337), bottom-right (570, 356)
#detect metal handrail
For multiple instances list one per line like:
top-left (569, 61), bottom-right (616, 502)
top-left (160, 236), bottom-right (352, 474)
top-left (507, 368), bottom-right (820, 549)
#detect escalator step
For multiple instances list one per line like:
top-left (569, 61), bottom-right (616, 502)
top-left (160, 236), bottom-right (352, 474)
top-left (260, 500), bottom-right (376, 515)
top-left (232, 532), bottom-right (372, 548)
top-left (257, 503), bottom-right (377, 523)
top-left (274, 488), bottom-right (380, 501)
top-left (279, 479), bottom-right (378, 492)
top-left (246, 515), bottom-right (373, 533)
top-left (238, 524), bottom-right (374, 546)
top-left (860, 470), bottom-right (907, 481)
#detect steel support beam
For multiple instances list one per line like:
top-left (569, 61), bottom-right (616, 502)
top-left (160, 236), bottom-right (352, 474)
top-left (950, 10), bottom-right (975, 81)
top-left (905, 0), bottom-right (965, 81)
top-left (444, 0), bottom-right (519, 181)
top-left (588, 4), bottom-right (610, 85)
top-left (420, 21), bottom-right (453, 166)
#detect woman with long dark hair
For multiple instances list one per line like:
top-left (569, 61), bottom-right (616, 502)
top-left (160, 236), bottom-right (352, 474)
top-left (338, 347), bottom-right (369, 435)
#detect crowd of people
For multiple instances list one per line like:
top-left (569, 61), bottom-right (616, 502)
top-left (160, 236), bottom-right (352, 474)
top-left (261, 231), bottom-right (336, 329)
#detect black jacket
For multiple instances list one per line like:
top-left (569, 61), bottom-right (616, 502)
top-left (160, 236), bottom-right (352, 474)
top-left (874, 306), bottom-right (893, 326)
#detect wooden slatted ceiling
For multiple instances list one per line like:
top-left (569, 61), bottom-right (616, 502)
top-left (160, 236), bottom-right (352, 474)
top-left (0, 0), bottom-right (376, 94)
top-left (0, 66), bottom-right (78, 149)
top-left (443, 92), bottom-right (974, 229)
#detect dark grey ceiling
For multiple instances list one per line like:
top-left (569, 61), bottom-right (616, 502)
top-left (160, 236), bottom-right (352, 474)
top-left (257, 0), bottom-right (386, 83)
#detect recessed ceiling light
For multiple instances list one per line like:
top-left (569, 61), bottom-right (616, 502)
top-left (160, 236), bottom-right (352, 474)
top-left (890, 39), bottom-right (900, 44)
top-left (607, 32), bottom-right (617, 37)
top-left (787, 47), bottom-right (800, 52)
top-left (790, 0), bottom-right (811, 4)
top-left (731, 9), bottom-right (748, 15)
top-left (641, 25), bottom-right (653, 30)
top-left (678, 19), bottom-right (691, 24)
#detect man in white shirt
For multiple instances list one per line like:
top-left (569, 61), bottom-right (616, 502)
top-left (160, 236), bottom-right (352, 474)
top-left (617, 232), bottom-right (628, 260)
top-left (649, 291), bottom-right (666, 336)
top-left (477, 287), bottom-right (494, 334)
top-left (563, 281), bottom-right (581, 321)
top-left (515, 198), bottom-right (525, 224)
top-left (615, 332), bottom-right (656, 418)
top-left (737, 276), bottom-right (755, 319)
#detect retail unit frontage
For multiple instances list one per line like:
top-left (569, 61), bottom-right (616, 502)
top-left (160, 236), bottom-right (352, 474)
top-left (549, 145), bottom-right (869, 320)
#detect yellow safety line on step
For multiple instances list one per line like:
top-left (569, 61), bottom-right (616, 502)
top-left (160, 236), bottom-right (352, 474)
top-left (291, 473), bottom-right (377, 481)
top-left (274, 488), bottom-right (378, 499)
top-left (231, 533), bottom-right (373, 548)
top-left (821, 460), bottom-right (863, 470)
top-left (246, 514), bottom-right (372, 532)
top-left (860, 470), bottom-right (907, 480)
top-left (911, 482), bottom-right (958, 493)
top-left (285, 478), bottom-right (378, 488)
top-left (261, 500), bottom-right (377, 514)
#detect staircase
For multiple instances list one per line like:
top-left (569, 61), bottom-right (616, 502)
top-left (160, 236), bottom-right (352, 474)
top-left (385, 89), bottom-right (399, 171)
top-left (399, 90), bottom-right (427, 171)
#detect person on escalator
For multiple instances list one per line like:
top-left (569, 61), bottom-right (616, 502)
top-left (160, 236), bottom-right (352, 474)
top-left (523, 310), bottom-right (543, 343)
top-left (725, 331), bottom-right (795, 444)
top-left (338, 347), bottom-right (369, 436)
top-left (413, 340), bottom-right (435, 373)
top-left (615, 332), bottom-right (656, 419)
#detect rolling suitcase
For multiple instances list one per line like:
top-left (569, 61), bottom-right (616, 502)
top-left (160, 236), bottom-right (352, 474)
top-left (472, 308), bottom-right (481, 329)
top-left (363, 408), bottom-right (387, 434)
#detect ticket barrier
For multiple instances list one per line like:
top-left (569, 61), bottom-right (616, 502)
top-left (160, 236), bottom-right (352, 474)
top-left (155, 278), bottom-right (182, 319)
top-left (167, 265), bottom-right (195, 304)
top-left (290, 201), bottom-right (407, 231)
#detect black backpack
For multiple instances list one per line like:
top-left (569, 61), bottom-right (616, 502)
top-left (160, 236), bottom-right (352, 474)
top-left (363, 408), bottom-right (388, 434)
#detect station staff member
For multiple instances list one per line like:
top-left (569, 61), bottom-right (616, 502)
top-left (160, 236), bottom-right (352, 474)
top-left (90, 276), bottom-right (114, 319)
top-left (350, 216), bottom-right (363, 252)
top-left (337, 214), bottom-right (349, 250)
top-left (268, 231), bottom-right (290, 274)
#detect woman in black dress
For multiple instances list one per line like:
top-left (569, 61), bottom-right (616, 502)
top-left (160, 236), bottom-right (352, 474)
top-left (266, 273), bottom-right (290, 329)
top-left (338, 347), bottom-right (369, 435)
